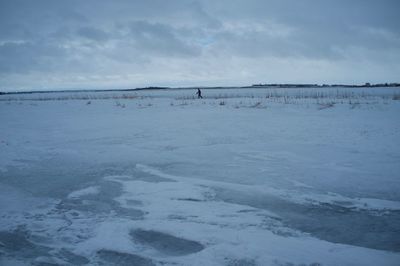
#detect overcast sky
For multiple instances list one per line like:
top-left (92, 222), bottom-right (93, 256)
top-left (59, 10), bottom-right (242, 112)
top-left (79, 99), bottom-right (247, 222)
top-left (0, 0), bottom-right (399, 91)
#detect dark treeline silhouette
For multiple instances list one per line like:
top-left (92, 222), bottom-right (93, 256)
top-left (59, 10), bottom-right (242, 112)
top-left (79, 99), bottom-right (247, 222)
top-left (246, 83), bottom-right (400, 88)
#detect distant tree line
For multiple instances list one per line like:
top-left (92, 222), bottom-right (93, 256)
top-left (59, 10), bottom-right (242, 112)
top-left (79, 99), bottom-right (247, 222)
top-left (247, 83), bottom-right (400, 88)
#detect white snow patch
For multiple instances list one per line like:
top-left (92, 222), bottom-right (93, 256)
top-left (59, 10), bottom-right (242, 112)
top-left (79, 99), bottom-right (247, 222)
top-left (136, 164), bottom-right (400, 212)
top-left (68, 186), bottom-right (100, 199)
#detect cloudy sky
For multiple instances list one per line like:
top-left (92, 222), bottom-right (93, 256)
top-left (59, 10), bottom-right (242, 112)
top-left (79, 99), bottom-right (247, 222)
top-left (0, 0), bottom-right (399, 91)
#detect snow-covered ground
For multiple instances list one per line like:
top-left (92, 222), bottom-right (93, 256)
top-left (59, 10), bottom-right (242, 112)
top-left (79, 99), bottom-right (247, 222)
top-left (0, 87), bottom-right (399, 265)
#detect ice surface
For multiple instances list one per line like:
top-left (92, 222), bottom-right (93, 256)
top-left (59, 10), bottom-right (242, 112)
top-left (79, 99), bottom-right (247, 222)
top-left (131, 229), bottom-right (205, 256)
top-left (1, 87), bottom-right (400, 265)
top-left (96, 249), bottom-right (155, 266)
top-left (68, 186), bottom-right (100, 199)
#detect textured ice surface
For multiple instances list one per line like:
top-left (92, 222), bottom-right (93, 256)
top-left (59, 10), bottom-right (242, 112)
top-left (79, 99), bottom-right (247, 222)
top-left (1, 87), bottom-right (400, 265)
top-left (68, 186), bottom-right (100, 199)
top-left (131, 229), bottom-right (205, 256)
top-left (97, 249), bottom-right (155, 266)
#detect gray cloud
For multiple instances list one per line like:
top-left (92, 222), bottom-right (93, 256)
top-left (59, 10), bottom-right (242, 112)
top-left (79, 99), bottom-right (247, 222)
top-left (77, 27), bottom-right (109, 42)
top-left (0, 0), bottom-right (399, 90)
top-left (0, 41), bottom-right (66, 73)
top-left (125, 20), bottom-right (201, 57)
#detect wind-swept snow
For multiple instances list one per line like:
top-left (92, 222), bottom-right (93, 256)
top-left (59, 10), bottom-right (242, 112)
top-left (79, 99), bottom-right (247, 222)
top-left (1, 87), bottom-right (400, 265)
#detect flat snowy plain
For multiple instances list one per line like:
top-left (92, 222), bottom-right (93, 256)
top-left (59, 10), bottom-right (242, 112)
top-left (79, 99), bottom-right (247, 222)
top-left (0, 87), bottom-right (399, 265)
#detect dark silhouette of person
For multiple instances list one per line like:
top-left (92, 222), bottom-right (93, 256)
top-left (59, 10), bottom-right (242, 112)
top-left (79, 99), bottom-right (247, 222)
top-left (196, 88), bottom-right (203, 99)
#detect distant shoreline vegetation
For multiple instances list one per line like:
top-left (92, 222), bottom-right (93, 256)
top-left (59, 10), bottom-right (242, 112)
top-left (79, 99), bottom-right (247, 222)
top-left (1, 83), bottom-right (399, 95)
top-left (246, 82), bottom-right (400, 88)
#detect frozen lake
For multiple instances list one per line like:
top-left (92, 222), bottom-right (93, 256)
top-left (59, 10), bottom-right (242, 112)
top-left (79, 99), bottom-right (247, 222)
top-left (1, 87), bottom-right (400, 265)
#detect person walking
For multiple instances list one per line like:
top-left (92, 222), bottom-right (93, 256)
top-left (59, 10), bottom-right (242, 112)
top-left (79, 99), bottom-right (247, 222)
top-left (196, 88), bottom-right (203, 99)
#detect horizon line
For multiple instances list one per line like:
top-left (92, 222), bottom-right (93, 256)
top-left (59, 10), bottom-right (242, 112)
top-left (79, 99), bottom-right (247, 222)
top-left (1, 82), bottom-right (400, 95)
